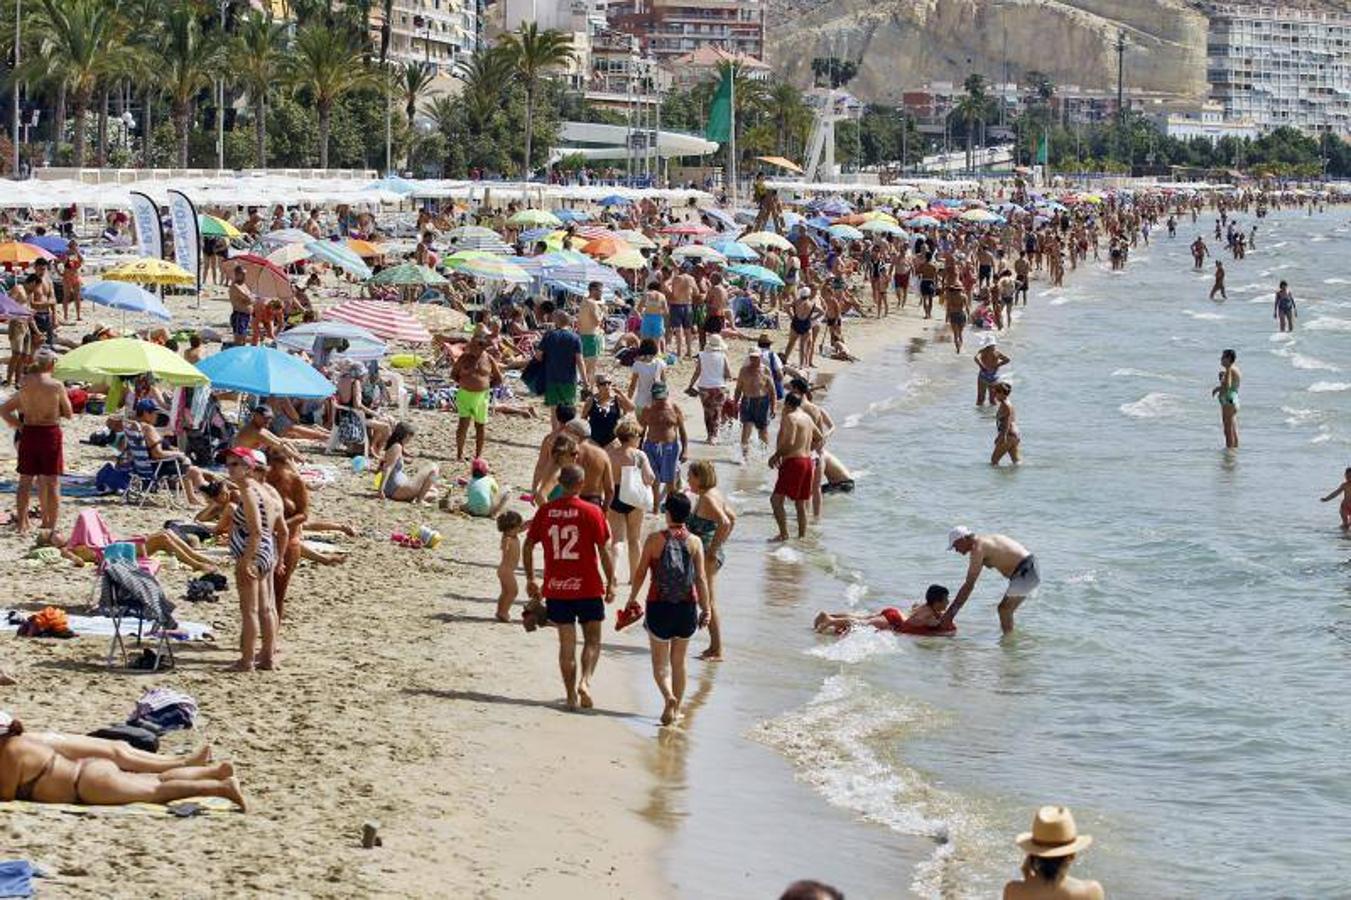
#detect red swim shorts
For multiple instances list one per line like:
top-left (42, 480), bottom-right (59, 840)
top-left (17, 424), bottom-right (64, 477)
top-left (880, 607), bottom-right (905, 630)
top-left (774, 455), bottom-right (815, 501)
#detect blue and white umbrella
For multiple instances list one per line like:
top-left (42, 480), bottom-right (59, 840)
top-left (827, 224), bottom-right (865, 241)
top-left (275, 321), bottom-right (386, 361)
top-left (84, 281), bottom-right (172, 321)
top-left (728, 264), bottom-right (785, 288)
top-left (553, 208), bottom-right (591, 223)
top-left (305, 240), bottom-right (372, 279)
top-left (598, 195), bottom-right (632, 207)
top-left (365, 175), bottom-right (417, 195)
top-left (197, 346), bottom-right (336, 399)
top-left (708, 239), bottom-right (760, 261)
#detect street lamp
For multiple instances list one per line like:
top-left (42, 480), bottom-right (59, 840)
top-left (119, 111), bottom-right (136, 153)
top-left (217, 0), bottom-right (230, 171)
top-left (11, 0), bottom-right (20, 179)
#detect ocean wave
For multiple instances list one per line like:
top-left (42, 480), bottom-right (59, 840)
top-left (1283, 406), bottom-right (1325, 426)
top-left (1309, 382), bottom-right (1351, 393)
top-left (1120, 392), bottom-right (1183, 418)
top-left (1111, 368), bottom-right (1179, 382)
top-left (1305, 316), bottom-right (1351, 332)
top-left (1291, 353), bottom-right (1340, 372)
top-left (770, 545), bottom-right (805, 564)
top-left (1322, 277), bottom-right (1351, 285)
top-left (807, 628), bottom-right (900, 664)
top-left (1182, 310), bottom-right (1227, 321)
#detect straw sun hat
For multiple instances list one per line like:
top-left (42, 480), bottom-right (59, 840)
top-left (1016, 806), bottom-right (1093, 858)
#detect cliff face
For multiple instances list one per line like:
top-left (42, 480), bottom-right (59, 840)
top-left (767, 0), bottom-right (1211, 101)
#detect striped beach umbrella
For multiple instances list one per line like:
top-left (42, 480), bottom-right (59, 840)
top-left (369, 263), bottom-right (447, 286)
top-left (198, 214), bottom-right (242, 238)
top-left (661, 222), bottom-right (714, 237)
top-left (447, 255), bottom-right (531, 284)
top-left (672, 245), bottom-right (727, 264)
top-left (306, 241), bottom-right (373, 279)
top-left (266, 242), bottom-right (313, 267)
top-left (708, 239), bottom-right (759, 261)
top-left (508, 209), bottom-right (562, 228)
top-left (323, 300), bottom-right (433, 343)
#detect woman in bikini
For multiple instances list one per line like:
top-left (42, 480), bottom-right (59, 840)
top-left (0, 715), bottom-right (245, 810)
top-left (991, 381), bottom-right (1022, 466)
top-left (1210, 348), bottom-right (1241, 450)
top-left (686, 460), bottom-right (736, 662)
top-left (603, 418), bottom-right (654, 582)
top-left (378, 422), bottom-right (439, 504)
top-left (974, 340), bottom-right (1011, 406)
top-left (60, 240), bottom-right (83, 322)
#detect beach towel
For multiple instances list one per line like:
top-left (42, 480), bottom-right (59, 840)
top-left (0, 796), bottom-right (236, 819)
top-left (0, 860), bottom-right (39, 898)
top-left (0, 477), bottom-right (101, 498)
top-left (298, 464), bottom-right (338, 488)
top-left (130, 687), bottom-right (198, 731)
top-left (0, 610), bottom-right (212, 642)
top-left (69, 508), bottom-right (117, 550)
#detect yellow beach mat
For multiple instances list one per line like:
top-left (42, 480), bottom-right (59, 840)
top-left (0, 795), bottom-right (238, 818)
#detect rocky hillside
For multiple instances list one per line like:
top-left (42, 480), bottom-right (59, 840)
top-left (766, 0), bottom-right (1217, 102)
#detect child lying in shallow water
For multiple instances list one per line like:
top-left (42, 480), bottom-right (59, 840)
top-left (814, 585), bottom-right (950, 635)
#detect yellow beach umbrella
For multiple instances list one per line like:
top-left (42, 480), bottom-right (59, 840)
top-left (102, 257), bottom-right (195, 286)
top-left (607, 249), bottom-right (648, 270)
top-left (53, 337), bottom-right (207, 386)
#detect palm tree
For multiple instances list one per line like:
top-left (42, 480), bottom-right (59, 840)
top-left (232, 11), bottom-right (286, 168)
top-left (454, 46), bottom-right (514, 132)
top-left (955, 74), bottom-right (990, 174)
top-left (765, 81), bottom-right (811, 159)
top-left (157, 6), bottom-right (221, 166)
top-left (22, 0), bottom-right (129, 167)
top-left (286, 25), bottom-right (373, 168)
top-left (400, 60), bottom-right (435, 128)
top-left (497, 22), bottom-right (574, 179)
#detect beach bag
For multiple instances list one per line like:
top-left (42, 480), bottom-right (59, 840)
top-left (520, 358), bottom-right (546, 396)
top-left (336, 411), bottom-right (365, 447)
top-left (95, 463), bottom-right (132, 495)
top-left (618, 461), bottom-right (648, 509)
top-left (653, 530), bottom-right (696, 604)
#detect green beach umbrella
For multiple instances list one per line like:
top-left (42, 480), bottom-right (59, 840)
top-left (369, 263), bottom-right (448, 287)
top-left (54, 338), bottom-right (208, 386)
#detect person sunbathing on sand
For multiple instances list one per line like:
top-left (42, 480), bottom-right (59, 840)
top-left (0, 715), bottom-right (245, 810)
top-left (36, 527), bottom-right (220, 573)
top-left (814, 585), bottom-right (950, 635)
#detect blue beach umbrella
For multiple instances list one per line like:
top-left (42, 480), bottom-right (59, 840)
top-left (23, 235), bottom-right (72, 256)
top-left (84, 281), bottom-right (172, 321)
top-left (365, 175), bottom-right (417, 195)
top-left (197, 345), bottom-right (336, 399)
top-left (709, 239), bottom-right (760, 261)
top-left (728, 264), bottom-right (785, 288)
top-left (553, 208), bottom-right (591, 223)
top-left (598, 195), bottom-right (632, 207)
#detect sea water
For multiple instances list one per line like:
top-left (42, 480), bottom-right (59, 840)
top-left (655, 209), bottom-right (1351, 898)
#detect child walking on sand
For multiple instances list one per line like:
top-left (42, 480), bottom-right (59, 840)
top-left (1321, 468), bottom-right (1351, 528)
top-left (495, 511), bottom-right (525, 622)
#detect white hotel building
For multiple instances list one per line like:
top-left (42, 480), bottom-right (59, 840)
top-left (1206, 4), bottom-right (1351, 136)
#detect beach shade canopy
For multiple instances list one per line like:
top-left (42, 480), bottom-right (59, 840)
top-left (102, 257), bottom-right (196, 286)
top-left (265, 242), bottom-right (312, 268)
top-left (198, 214), bottom-right (241, 238)
top-left (305, 240), bottom-right (372, 279)
top-left (739, 231), bottom-right (794, 251)
top-left (582, 235), bottom-right (634, 258)
top-left (84, 281), bottom-right (172, 321)
top-left (54, 337), bottom-right (207, 386)
top-left (369, 262), bottom-right (447, 286)
top-left (0, 291), bottom-right (33, 318)
top-left (0, 241), bottom-right (56, 265)
top-left (661, 222), bottom-right (715, 237)
top-left (728, 264), bottom-right (784, 288)
top-left (23, 235), bottom-right (73, 256)
top-left (597, 195), bottom-right (632, 207)
top-left (447, 255), bottom-right (531, 284)
top-left (324, 300), bottom-right (433, 343)
top-left (227, 254), bottom-right (293, 299)
top-left (196, 345), bottom-right (336, 399)
top-left (708, 239), bottom-right (759, 261)
top-left (672, 245), bottom-right (727, 264)
top-left (508, 209), bottom-right (562, 228)
top-left (275, 321), bottom-right (386, 360)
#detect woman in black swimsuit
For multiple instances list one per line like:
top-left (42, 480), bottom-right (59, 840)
top-left (0, 717), bottom-right (246, 809)
top-left (580, 374), bottom-right (633, 449)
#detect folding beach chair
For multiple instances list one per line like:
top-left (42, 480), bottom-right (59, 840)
top-left (98, 558), bottom-right (177, 672)
top-left (121, 425), bottom-right (186, 507)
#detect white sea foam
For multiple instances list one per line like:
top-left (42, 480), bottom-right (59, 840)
top-left (1311, 430), bottom-right (1333, 444)
top-left (1324, 277), bottom-right (1351, 285)
top-left (1120, 392), bottom-right (1182, 419)
top-left (1291, 354), bottom-right (1340, 372)
top-left (770, 545), bottom-right (805, 563)
top-left (1309, 382), bottom-right (1351, 393)
top-left (843, 413), bottom-right (863, 429)
top-left (1182, 310), bottom-right (1227, 321)
top-left (1111, 368), bottom-right (1179, 382)
top-left (844, 581), bottom-right (869, 605)
top-left (1065, 570), bottom-right (1099, 585)
top-left (1283, 407), bottom-right (1325, 426)
top-left (1305, 316), bottom-right (1351, 332)
top-left (1269, 332), bottom-right (1296, 342)
top-left (807, 627), bottom-right (899, 664)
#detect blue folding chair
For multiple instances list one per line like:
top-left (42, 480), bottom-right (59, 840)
top-left (121, 422), bottom-right (185, 506)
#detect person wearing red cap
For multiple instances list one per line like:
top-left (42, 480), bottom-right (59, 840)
top-left (459, 458), bottom-right (506, 518)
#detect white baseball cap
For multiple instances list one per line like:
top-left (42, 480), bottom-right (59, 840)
top-left (947, 526), bottom-right (973, 549)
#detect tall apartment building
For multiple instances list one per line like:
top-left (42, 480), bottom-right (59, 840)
top-left (1206, 4), bottom-right (1351, 135)
top-left (370, 0), bottom-right (482, 71)
top-left (605, 0), bottom-right (765, 65)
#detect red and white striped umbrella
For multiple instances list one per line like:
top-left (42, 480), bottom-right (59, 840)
top-left (322, 300), bottom-right (432, 344)
top-left (571, 225), bottom-right (615, 240)
top-left (661, 222), bottom-right (715, 236)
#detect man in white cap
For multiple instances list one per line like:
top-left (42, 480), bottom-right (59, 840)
top-left (940, 527), bottom-right (1039, 633)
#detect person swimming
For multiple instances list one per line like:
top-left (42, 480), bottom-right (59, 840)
top-left (813, 585), bottom-right (951, 635)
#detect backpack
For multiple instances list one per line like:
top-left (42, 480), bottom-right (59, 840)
top-left (653, 529), bottom-right (696, 604)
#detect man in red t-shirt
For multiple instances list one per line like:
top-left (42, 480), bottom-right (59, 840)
top-left (524, 464), bottom-right (615, 710)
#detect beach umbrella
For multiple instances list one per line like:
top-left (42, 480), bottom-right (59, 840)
top-left (260, 228), bottom-right (312, 246)
top-left (227, 254), bottom-right (293, 299)
top-left (275, 321), bottom-right (386, 360)
top-left (905, 215), bottom-right (942, 229)
top-left (198, 214), bottom-right (241, 239)
top-left (536, 255), bottom-right (627, 289)
top-left (740, 231), bottom-right (793, 251)
top-left (409, 303), bottom-right (469, 336)
top-left (708, 239), bottom-right (759, 261)
top-left (598, 195), bottom-right (631, 207)
top-left (444, 249), bottom-right (498, 267)
top-left (324, 300), bottom-right (433, 343)
top-left (196, 345), bottom-right (336, 399)
top-left (0, 241), bottom-right (56, 265)
top-left (23, 235), bottom-right (72, 256)
top-left (672, 245), bottom-right (727, 264)
top-left (305, 241), bottom-right (372, 279)
top-left (613, 229), bottom-right (658, 249)
top-left (859, 210), bottom-right (900, 224)
top-left (346, 238), bottom-right (384, 259)
top-left (265, 242), bottom-right (313, 267)
top-left (702, 207), bottom-right (742, 231)
top-left (831, 214), bottom-right (868, 226)
top-left (827, 224), bottom-right (864, 241)
top-left (552, 208), bottom-right (591, 223)
top-left (812, 198), bottom-right (853, 216)
top-left (365, 175), bottom-right (417, 195)
top-left (544, 231), bottom-right (589, 252)
top-left (83, 281), bottom-right (172, 321)
top-left (727, 264), bottom-right (784, 288)
top-left (369, 262), bottom-right (447, 286)
top-left (860, 220), bottom-right (905, 236)
top-left (0, 291), bottom-right (33, 318)
top-left (606, 250), bottom-right (649, 270)
top-left (54, 337), bottom-right (207, 386)
top-left (582, 235), bottom-right (634, 258)
top-left (960, 209), bottom-right (1004, 224)
top-left (518, 227), bottom-right (556, 245)
top-left (447, 255), bottom-right (531, 284)
top-left (102, 257), bottom-right (196, 286)
top-left (445, 225), bottom-right (512, 253)
top-left (508, 209), bottom-right (562, 228)
top-left (661, 222), bottom-right (715, 237)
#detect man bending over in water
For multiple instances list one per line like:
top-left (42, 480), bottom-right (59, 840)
top-left (940, 527), bottom-right (1040, 634)
top-left (814, 585), bottom-right (949, 634)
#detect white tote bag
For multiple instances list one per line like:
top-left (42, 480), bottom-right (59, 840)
top-left (618, 458), bottom-right (649, 509)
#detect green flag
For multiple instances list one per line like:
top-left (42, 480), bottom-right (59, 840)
top-left (1036, 133), bottom-right (1049, 165)
top-left (705, 69), bottom-right (733, 143)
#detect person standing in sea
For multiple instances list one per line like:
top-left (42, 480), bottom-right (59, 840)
top-left (1209, 261), bottom-right (1227, 301)
top-left (1211, 348), bottom-right (1241, 450)
top-left (768, 393), bottom-right (821, 543)
top-left (1274, 281), bottom-right (1296, 332)
top-left (940, 527), bottom-right (1040, 634)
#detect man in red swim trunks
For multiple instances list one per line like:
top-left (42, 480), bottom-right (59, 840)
top-left (813, 585), bottom-right (951, 634)
top-left (0, 349), bottom-right (72, 534)
top-left (769, 392), bottom-right (821, 542)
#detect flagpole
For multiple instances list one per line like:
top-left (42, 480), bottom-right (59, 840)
top-left (728, 65), bottom-right (737, 205)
